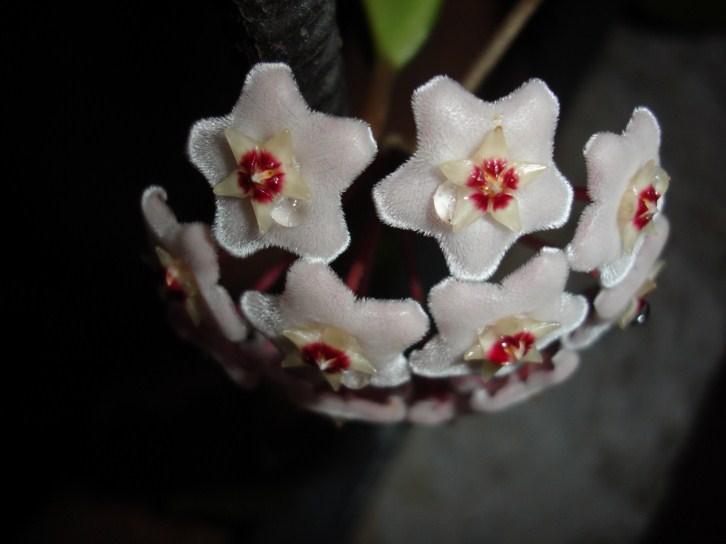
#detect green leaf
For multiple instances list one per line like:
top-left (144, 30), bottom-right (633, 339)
top-left (362, 0), bottom-right (444, 69)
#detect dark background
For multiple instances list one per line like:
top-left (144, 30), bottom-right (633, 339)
top-left (10, 1), bottom-right (725, 542)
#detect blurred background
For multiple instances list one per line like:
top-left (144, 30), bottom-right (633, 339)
top-left (10, 0), bottom-right (725, 542)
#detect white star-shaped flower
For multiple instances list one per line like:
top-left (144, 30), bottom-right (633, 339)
top-left (373, 76), bottom-right (572, 281)
top-left (187, 63), bottom-right (377, 262)
top-left (141, 186), bottom-right (248, 342)
top-left (240, 259), bottom-right (429, 390)
top-left (566, 107), bottom-right (670, 287)
top-left (409, 248), bottom-right (587, 379)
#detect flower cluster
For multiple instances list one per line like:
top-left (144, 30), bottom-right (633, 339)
top-left (141, 63), bottom-right (670, 424)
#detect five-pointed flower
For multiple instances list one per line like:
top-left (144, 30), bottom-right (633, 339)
top-left (409, 248), bottom-right (587, 380)
top-left (141, 186), bottom-right (248, 342)
top-left (187, 63), bottom-right (377, 262)
top-left (373, 76), bottom-right (572, 281)
top-left (240, 259), bottom-right (429, 390)
top-left (566, 108), bottom-right (670, 287)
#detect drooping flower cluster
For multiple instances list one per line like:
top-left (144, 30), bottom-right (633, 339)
top-left (141, 63), bottom-right (670, 424)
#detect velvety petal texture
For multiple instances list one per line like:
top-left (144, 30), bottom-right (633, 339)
top-left (240, 260), bottom-right (429, 389)
top-left (407, 394), bottom-right (457, 425)
top-left (409, 248), bottom-right (587, 378)
top-left (141, 186), bottom-right (248, 342)
top-left (594, 215), bottom-right (669, 320)
top-left (563, 215), bottom-right (670, 350)
top-left (187, 63), bottom-right (377, 262)
top-left (469, 350), bottom-right (579, 412)
top-left (373, 76), bottom-right (572, 281)
top-left (566, 107), bottom-right (668, 287)
top-left (560, 320), bottom-right (613, 351)
top-left (302, 391), bottom-right (408, 423)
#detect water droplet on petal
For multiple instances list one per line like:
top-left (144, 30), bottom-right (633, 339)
top-left (434, 181), bottom-right (457, 223)
top-left (630, 300), bottom-right (650, 326)
top-left (271, 198), bottom-right (304, 227)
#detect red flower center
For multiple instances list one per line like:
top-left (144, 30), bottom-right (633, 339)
top-left (301, 342), bottom-right (351, 374)
top-left (633, 184), bottom-right (661, 230)
top-left (466, 158), bottom-right (519, 211)
top-left (237, 149), bottom-right (285, 203)
top-left (487, 331), bottom-right (536, 366)
top-left (163, 260), bottom-right (195, 300)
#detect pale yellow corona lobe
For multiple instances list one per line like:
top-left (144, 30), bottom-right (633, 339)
top-left (214, 128), bottom-right (311, 234)
top-left (435, 124), bottom-right (546, 233)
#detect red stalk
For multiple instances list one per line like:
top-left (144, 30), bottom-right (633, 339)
top-left (252, 253), bottom-right (296, 292)
top-left (402, 231), bottom-right (425, 305)
top-left (346, 211), bottom-right (382, 297)
top-left (573, 187), bottom-right (591, 203)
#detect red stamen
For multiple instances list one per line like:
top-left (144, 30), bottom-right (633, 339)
top-left (502, 168), bottom-right (519, 190)
top-left (483, 158), bottom-right (508, 178)
top-left (237, 149), bottom-right (284, 203)
top-left (633, 185), bottom-right (660, 230)
top-left (487, 331), bottom-right (536, 366)
top-left (301, 342), bottom-right (350, 373)
top-left (165, 268), bottom-right (184, 292)
top-left (492, 192), bottom-right (513, 210)
top-left (466, 159), bottom-right (518, 211)
top-left (469, 191), bottom-right (490, 211)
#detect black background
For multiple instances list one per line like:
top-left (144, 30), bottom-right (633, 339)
top-left (9, 1), bottom-right (725, 542)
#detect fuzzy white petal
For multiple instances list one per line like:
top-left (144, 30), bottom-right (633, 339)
top-left (373, 76), bottom-right (572, 281)
top-left (240, 260), bottom-right (429, 389)
top-left (469, 350), bottom-right (579, 412)
top-left (407, 396), bottom-right (457, 425)
top-left (409, 249), bottom-right (587, 378)
top-left (566, 107), bottom-right (665, 286)
top-left (595, 215), bottom-right (669, 320)
top-left (303, 392), bottom-right (407, 423)
top-left (187, 63), bottom-right (377, 262)
top-left (141, 186), bottom-right (248, 342)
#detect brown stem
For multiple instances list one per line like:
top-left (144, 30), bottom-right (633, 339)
top-left (362, 58), bottom-right (397, 140)
top-left (231, 0), bottom-right (348, 115)
top-left (462, 0), bottom-right (545, 93)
